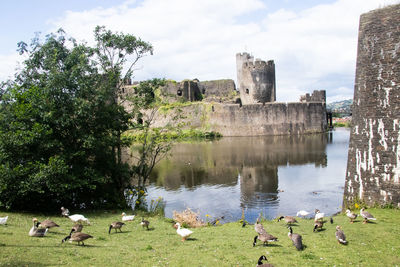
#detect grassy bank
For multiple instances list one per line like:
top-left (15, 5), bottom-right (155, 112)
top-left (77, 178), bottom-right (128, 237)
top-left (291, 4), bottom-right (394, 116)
top-left (0, 208), bottom-right (399, 266)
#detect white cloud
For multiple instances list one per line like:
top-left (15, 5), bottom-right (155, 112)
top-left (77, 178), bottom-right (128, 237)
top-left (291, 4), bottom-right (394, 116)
top-left (2, 0), bottom-right (399, 102)
top-left (0, 52), bottom-right (25, 82)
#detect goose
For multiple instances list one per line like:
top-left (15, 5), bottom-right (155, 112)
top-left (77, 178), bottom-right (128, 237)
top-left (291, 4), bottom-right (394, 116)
top-left (277, 216), bottom-right (298, 225)
top-left (68, 214), bottom-right (90, 225)
top-left (140, 217), bottom-right (150, 230)
top-left (255, 218), bottom-right (267, 235)
top-left (72, 223), bottom-right (83, 233)
top-left (335, 225), bottom-right (347, 245)
top-left (313, 220), bottom-right (324, 232)
top-left (0, 216), bottom-right (8, 225)
top-left (38, 219), bottom-right (59, 230)
top-left (253, 232), bottom-right (278, 247)
top-left (360, 208), bottom-right (376, 224)
top-left (346, 209), bottom-right (358, 223)
top-left (288, 226), bottom-right (303, 250)
top-left (296, 210), bottom-right (310, 218)
top-left (256, 255), bottom-right (275, 267)
top-left (173, 222), bottom-right (193, 241)
top-left (29, 218), bottom-right (48, 237)
top-left (314, 209), bottom-right (324, 222)
top-left (109, 222), bottom-right (125, 234)
top-left (121, 212), bottom-right (135, 222)
top-left (62, 229), bottom-right (93, 246)
top-left (61, 207), bottom-right (70, 217)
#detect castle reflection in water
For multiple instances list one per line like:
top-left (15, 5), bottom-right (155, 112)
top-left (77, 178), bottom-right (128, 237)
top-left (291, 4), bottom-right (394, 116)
top-left (132, 129), bottom-right (348, 223)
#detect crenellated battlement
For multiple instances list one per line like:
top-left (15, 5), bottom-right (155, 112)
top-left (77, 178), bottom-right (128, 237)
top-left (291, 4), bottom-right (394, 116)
top-left (236, 52), bottom-right (276, 104)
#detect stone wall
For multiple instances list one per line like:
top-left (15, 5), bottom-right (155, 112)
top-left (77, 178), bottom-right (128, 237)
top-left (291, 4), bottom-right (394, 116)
top-left (198, 79), bottom-right (237, 102)
top-left (344, 4), bottom-right (400, 207)
top-left (153, 101), bottom-right (327, 137)
top-left (300, 90), bottom-right (326, 103)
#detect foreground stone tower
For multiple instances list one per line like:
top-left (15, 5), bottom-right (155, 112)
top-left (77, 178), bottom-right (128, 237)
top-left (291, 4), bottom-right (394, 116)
top-left (344, 4), bottom-right (400, 208)
top-left (236, 53), bottom-right (276, 105)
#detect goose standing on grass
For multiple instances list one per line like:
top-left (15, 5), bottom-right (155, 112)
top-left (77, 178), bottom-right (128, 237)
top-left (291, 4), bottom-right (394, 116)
top-left (109, 222), bottom-right (125, 234)
top-left (288, 226), bottom-right (303, 251)
top-left (62, 229), bottom-right (93, 246)
top-left (296, 210), bottom-right (310, 218)
top-left (335, 226), bottom-right (348, 245)
top-left (68, 214), bottom-right (90, 225)
top-left (38, 219), bottom-right (59, 230)
top-left (313, 220), bottom-right (324, 232)
top-left (121, 212), bottom-right (135, 222)
top-left (0, 216), bottom-right (8, 225)
top-left (72, 223), bottom-right (83, 233)
top-left (141, 217), bottom-right (150, 230)
top-left (29, 218), bottom-right (48, 237)
top-left (174, 222), bottom-right (193, 241)
top-left (61, 207), bottom-right (70, 217)
top-left (278, 216), bottom-right (298, 225)
top-left (360, 208), bottom-right (376, 224)
top-left (255, 218), bottom-right (267, 235)
top-left (314, 209), bottom-right (325, 222)
top-left (256, 255), bottom-right (275, 267)
top-left (253, 232), bottom-right (278, 247)
top-left (346, 209), bottom-right (358, 223)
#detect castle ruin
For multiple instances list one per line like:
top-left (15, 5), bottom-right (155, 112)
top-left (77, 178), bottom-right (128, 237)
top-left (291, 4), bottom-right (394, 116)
top-left (124, 53), bottom-right (328, 136)
top-left (344, 4), bottom-right (400, 208)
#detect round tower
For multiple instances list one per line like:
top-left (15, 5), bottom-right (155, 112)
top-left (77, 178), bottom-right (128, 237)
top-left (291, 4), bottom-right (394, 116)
top-left (236, 53), bottom-right (276, 105)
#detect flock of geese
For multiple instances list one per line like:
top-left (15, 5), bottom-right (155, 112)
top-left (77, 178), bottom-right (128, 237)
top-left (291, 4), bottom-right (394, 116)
top-left (0, 206), bottom-right (378, 266)
top-left (254, 208), bottom-right (377, 267)
top-left (23, 207), bottom-right (153, 246)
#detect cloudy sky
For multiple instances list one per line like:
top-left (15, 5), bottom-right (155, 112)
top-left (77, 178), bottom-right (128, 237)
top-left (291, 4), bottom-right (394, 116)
top-left (0, 0), bottom-right (398, 103)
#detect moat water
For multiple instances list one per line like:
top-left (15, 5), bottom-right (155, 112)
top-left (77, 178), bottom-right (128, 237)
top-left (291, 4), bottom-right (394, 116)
top-left (143, 128), bottom-right (350, 223)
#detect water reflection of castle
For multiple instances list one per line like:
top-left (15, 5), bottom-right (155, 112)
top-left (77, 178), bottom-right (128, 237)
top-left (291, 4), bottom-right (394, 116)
top-left (149, 134), bottom-right (328, 205)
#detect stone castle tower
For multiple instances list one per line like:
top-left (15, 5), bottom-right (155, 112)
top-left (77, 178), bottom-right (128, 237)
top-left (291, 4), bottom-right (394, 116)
top-left (344, 4), bottom-right (400, 208)
top-left (236, 52), bottom-right (276, 105)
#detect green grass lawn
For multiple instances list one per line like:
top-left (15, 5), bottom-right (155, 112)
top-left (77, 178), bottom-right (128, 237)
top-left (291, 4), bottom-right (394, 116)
top-left (0, 209), bottom-right (399, 266)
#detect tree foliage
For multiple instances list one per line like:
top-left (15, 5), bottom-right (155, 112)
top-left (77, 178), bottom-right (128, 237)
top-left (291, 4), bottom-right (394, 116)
top-left (0, 27), bottom-right (153, 210)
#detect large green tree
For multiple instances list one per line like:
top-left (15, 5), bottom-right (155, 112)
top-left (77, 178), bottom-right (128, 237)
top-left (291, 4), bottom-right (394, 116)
top-left (0, 27), bottom-right (153, 210)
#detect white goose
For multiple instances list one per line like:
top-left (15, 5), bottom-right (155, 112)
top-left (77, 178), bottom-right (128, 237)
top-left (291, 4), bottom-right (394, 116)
top-left (68, 214), bottom-right (90, 225)
top-left (174, 222), bottom-right (193, 241)
top-left (122, 212), bottom-right (135, 221)
top-left (29, 218), bottom-right (48, 237)
top-left (296, 210), bottom-right (310, 218)
top-left (314, 209), bottom-right (325, 221)
top-left (0, 216), bottom-right (8, 225)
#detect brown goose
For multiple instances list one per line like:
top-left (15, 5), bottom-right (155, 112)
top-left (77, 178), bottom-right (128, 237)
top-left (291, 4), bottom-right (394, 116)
top-left (360, 208), bottom-right (376, 224)
top-left (140, 217), bottom-right (150, 230)
top-left (109, 221), bottom-right (125, 234)
top-left (72, 223), bottom-right (83, 233)
top-left (38, 219), bottom-right (59, 230)
top-left (29, 218), bottom-right (48, 237)
top-left (288, 226), bottom-right (303, 250)
top-left (335, 225), bottom-right (347, 245)
top-left (278, 216), bottom-right (298, 225)
top-left (313, 220), bottom-right (324, 232)
top-left (62, 229), bottom-right (93, 246)
top-left (255, 218), bottom-right (267, 235)
top-left (346, 209), bottom-right (358, 223)
top-left (256, 255), bottom-right (275, 267)
top-left (253, 232), bottom-right (278, 247)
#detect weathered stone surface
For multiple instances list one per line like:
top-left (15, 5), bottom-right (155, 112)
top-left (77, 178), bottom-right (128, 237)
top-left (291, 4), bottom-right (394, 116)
top-left (236, 53), bottom-right (276, 105)
top-left (199, 79), bottom-right (236, 103)
top-left (344, 4), bottom-right (400, 207)
top-left (151, 102), bottom-right (327, 136)
top-left (300, 90), bottom-right (326, 103)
